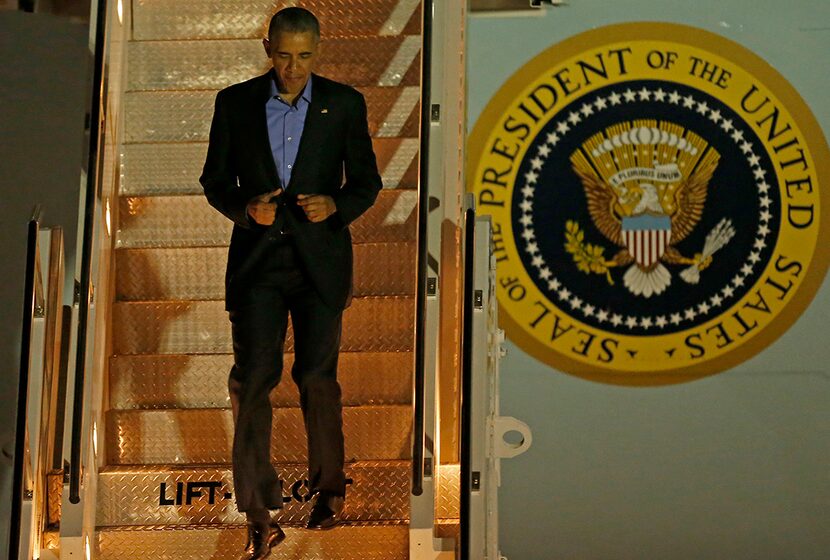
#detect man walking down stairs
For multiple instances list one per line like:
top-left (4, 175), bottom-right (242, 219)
top-left (199, 6), bottom-right (382, 558)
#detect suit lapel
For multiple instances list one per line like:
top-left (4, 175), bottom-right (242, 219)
top-left (251, 69), bottom-right (282, 189)
top-left (287, 74), bottom-right (329, 192)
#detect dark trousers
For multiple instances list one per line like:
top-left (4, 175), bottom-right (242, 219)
top-left (227, 239), bottom-right (346, 512)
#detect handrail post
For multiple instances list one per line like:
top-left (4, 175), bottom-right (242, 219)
top-left (10, 218), bottom-right (41, 560)
top-left (459, 206), bottom-right (476, 560)
top-left (412, 0), bottom-right (435, 499)
top-left (68, 0), bottom-right (109, 506)
top-left (458, 209), bottom-right (533, 559)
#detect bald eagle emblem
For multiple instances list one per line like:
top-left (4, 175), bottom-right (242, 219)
top-left (566, 121), bottom-right (735, 298)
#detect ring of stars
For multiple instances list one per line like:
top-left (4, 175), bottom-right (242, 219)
top-left (519, 85), bottom-right (777, 332)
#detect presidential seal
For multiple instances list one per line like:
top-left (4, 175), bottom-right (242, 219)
top-left (468, 23), bottom-right (830, 385)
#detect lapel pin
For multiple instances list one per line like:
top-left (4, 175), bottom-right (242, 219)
top-left (321, 109), bottom-right (328, 114)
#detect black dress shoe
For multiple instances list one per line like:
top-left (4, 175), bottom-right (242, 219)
top-left (240, 521), bottom-right (284, 559)
top-left (244, 520), bottom-right (286, 553)
top-left (268, 522), bottom-right (286, 549)
top-left (306, 492), bottom-right (345, 530)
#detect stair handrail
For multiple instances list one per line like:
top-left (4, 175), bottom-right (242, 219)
top-left (68, 0), bottom-right (109, 505)
top-left (412, 0), bottom-right (434, 498)
top-left (10, 212), bottom-right (43, 560)
top-left (459, 207), bottom-right (476, 560)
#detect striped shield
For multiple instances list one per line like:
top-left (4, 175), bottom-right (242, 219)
top-left (621, 214), bottom-right (672, 268)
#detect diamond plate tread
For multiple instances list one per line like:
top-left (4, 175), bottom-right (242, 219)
top-left (124, 87), bottom-right (419, 143)
top-left (47, 470), bottom-right (63, 525)
top-left (120, 138), bottom-right (417, 196)
top-left (109, 352), bottom-right (413, 409)
top-left (132, 0), bottom-right (421, 41)
top-left (112, 297), bottom-right (413, 355)
top-left (116, 190), bottom-right (417, 248)
top-left (120, 142), bottom-right (209, 196)
top-left (434, 521), bottom-right (460, 540)
top-left (43, 529), bottom-right (60, 553)
top-left (97, 523), bottom-right (408, 560)
top-left (97, 461), bottom-right (409, 526)
top-left (106, 406), bottom-right (411, 465)
top-left (128, 37), bottom-right (420, 91)
top-left (115, 242), bottom-right (415, 300)
top-left (435, 463), bottom-right (460, 522)
top-left (360, 86), bottom-right (420, 138)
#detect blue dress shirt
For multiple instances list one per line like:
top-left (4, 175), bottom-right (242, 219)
top-left (266, 75), bottom-right (312, 189)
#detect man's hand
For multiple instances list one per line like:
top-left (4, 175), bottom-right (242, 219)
top-left (246, 188), bottom-right (283, 225)
top-left (297, 194), bottom-right (337, 223)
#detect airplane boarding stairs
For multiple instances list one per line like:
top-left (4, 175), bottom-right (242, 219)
top-left (15, 2), bottom-right (531, 559)
top-left (97, 0), bottom-right (423, 557)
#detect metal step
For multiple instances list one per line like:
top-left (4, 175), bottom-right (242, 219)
top-left (128, 36), bottom-right (421, 91)
top-left (97, 461), bottom-right (409, 525)
top-left (109, 352), bottom-right (413, 409)
top-left (124, 87), bottom-right (419, 143)
top-left (120, 138), bottom-right (418, 196)
top-left (131, 0), bottom-right (421, 41)
top-left (435, 521), bottom-right (460, 539)
top-left (115, 242), bottom-right (415, 300)
top-left (435, 464), bottom-right (460, 537)
top-left (106, 405), bottom-right (411, 465)
top-left (112, 297), bottom-right (413, 355)
top-left (116, 190), bottom-right (417, 248)
top-left (96, 523), bottom-right (408, 560)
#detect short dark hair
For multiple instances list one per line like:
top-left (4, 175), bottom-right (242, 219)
top-left (268, 7), bottom-right (320, 42)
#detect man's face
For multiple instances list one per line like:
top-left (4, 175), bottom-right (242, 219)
top-left (262, 31), bottom-right (319, 96)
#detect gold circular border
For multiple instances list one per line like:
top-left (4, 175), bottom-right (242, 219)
top-left (467, 22), bottom-right (830, 386)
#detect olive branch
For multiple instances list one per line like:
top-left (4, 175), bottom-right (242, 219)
top-left (564, 220), bottom-right (615, 285)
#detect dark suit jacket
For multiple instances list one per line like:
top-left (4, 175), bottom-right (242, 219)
top-left (199, 70), bottom-right (383, 311)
